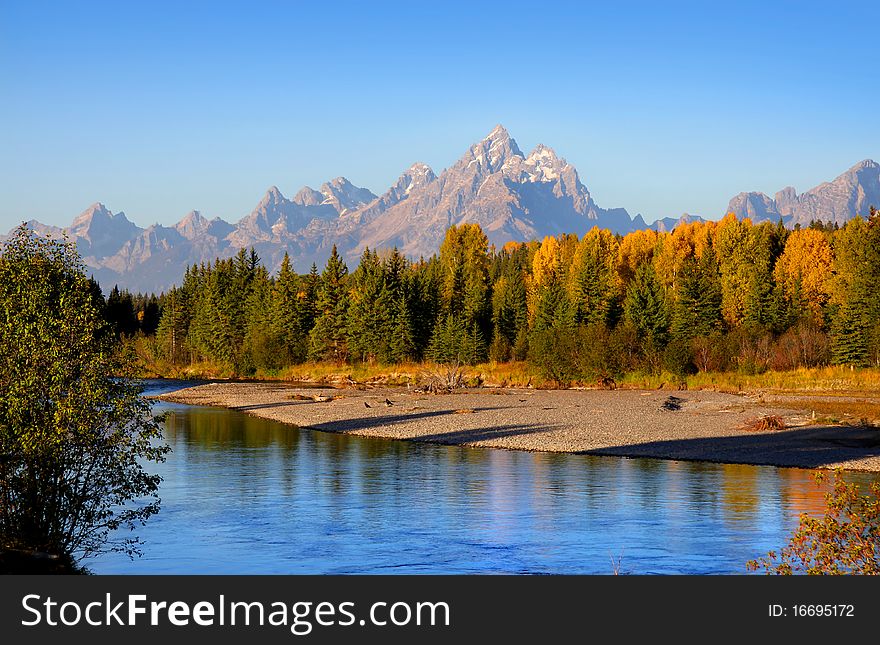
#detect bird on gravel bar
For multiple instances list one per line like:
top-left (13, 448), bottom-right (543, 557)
top-left (364, 401), bottom-right (371, 408)
top-left (384, 398), bottom-right (394, 407)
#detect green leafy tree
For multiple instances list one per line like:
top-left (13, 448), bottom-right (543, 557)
top-left (527, 327), bottom-right (580, 385)
top-left (0, 226), bottom-right (168, 569)
top-left (573, 323), bottom-right (627, 386)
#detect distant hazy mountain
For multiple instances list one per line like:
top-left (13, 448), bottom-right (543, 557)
top-left (726, 159), bottom-right (880, 226)
top-left (3, 127), bottom-right (876, 293)
top-left (650, 213), bottom-right (708, 233)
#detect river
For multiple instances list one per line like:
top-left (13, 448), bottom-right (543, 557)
top-left (89, 380), bottom-right (879, 574)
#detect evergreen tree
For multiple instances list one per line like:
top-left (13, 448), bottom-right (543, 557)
top-left (389, 292), bottom-right (417, 363)
top-left (569, 229), bottom-right (620, 326)
top-left (491, 268), bottom-right (529, 362)
top-left (299, 263), bottom-right (320, 335)
top-left (241, 266), bottom-right (274, 373)
top-left (438, 225), bottom-right (491, 361)
top-left (105, 286), bottom-right (139, 337)
top-left (228, 248), bottom-right (260, 350)
top-left (384, 248), bottom-right (407, 298)
top-left (86, 277), bottom-right (106, 318)
top-left (205, 263), bottom-right (236, 364)
top-left (346, 248), bottom-right (391, 363)
top-left (671, 247), bottom-right (722, 341)
top-left (138, 295), bottom-right (161, 335)
top-left (270, 253), bottom-right (308, 364)
top-left (742, 270), bottom-right (777, 331)
top-left (407, 258), bottom-right (441, 359)
top-left (427, 314), bottom-right (482, 365)
top-left (532, 278), bottom-right (574, 332)
top-left (156, 287), bottom-right (187, 363)
top-left (309, 245), bottom-right (349, 362)
top-left (623, 263), bottom-right (669, 351)
top-left (831, 298), bottom-right (871, 366)
top-left (829, 215), bottom-right (880, 365)
top-left (741, 223), bottom-right (786, 332)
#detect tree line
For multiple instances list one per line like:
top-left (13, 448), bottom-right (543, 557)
top-left (107, 210), bottom-right (880, 384)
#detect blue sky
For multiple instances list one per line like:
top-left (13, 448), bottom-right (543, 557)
top-left (1, 0), bottom-right (878, 230)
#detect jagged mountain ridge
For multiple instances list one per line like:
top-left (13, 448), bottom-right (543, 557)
top-left (351, 125), bottom-right (644, 259)
top-left (3, 126), bottom-right (876, 293)
top-left (726, 159), bottom-right (880, 226)
top-left (1, 126), bottom-right (644, 292)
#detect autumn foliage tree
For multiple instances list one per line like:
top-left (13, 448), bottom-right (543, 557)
top-left (144, 209), bottom-right (880, 381)
top-left (748, 471), bottom-right (880, 575)
top-left (774, 228), bottom-right (834, 321)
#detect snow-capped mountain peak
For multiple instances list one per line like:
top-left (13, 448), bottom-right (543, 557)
top-left (461, 124), bottom-right (523, 172)
top-left (13, 126), bottom-right (875, 295)
top-left (319, 177), bottom-right (377, 214)
top-left (521, 144), bottom-right (570, 182)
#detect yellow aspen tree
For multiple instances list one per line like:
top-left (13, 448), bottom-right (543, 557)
top-left (774, 228), bottom-right (834, 320)
top-left (618, 228), bottom-right (659, 285)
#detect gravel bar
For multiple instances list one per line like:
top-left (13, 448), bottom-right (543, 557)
top-left (155, 383), bottom-right (880, 472)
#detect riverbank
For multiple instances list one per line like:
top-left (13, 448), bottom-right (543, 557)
top-left (132, 352), bottom-right (880, 394)
top-left (155, 382), bottom-right (880, 472)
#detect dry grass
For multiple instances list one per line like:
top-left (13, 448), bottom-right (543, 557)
top-left (772, 399), bottom-right (880, 426)
top-left (618, 366), bottom-right (880, 395)
top-left (271, 362), bottom-right (423, 385)
top-left (264, 361), bottom-right (540, 389)
top-left (686, 366), bottom-right (880, 394)
top-left (136, 348), bottom-right (880, 400)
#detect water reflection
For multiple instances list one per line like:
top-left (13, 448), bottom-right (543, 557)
top-left (90, 382), bottom-right (880, 574)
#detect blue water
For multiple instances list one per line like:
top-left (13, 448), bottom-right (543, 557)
top-left (88, 380), bottom-right (879, 574)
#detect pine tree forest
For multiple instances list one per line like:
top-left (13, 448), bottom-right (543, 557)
top-left (104, 212), bottom-right (880, 385)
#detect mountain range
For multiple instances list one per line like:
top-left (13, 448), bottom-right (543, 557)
top-left (726, 159), bottom-right (880, 226)
top-left (3, 125), bottom-right (878, 293)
